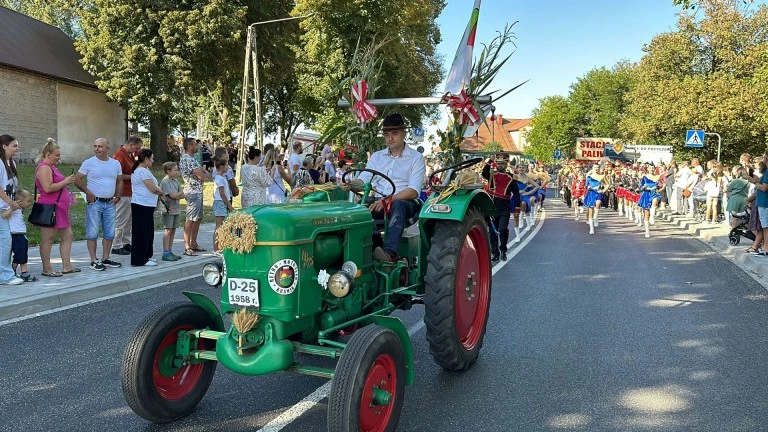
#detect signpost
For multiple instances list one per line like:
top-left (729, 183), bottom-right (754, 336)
top-left (553, 149), bottom-right (562, 160)
top-left (412, 127), bottom-right (425, 143)
top-left (685, 129), bottom-right (704, 148)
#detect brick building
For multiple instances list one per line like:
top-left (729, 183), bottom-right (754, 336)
top-left (461, 115), bottom-right (531, 154)
top-left (0, 6), bottom-right (125, 163)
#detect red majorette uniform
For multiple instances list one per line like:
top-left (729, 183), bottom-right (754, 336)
top-left (571, 176), bottom-right (586, 220)
top-left (482, 158), bottom-right (519, 261)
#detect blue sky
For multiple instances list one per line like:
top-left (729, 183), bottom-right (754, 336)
top-left (433, 0), bottom-right (683, 120)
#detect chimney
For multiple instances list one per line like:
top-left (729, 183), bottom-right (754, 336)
top-left (496, 114), bottom-right (503, 125)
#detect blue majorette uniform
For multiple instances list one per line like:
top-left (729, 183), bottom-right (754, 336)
top-left (583, 176), bottom-right (603, 208)
top-left (638, 176), bottom-right (661, 209)
top-left (518, 180), bottom-right (535, 211)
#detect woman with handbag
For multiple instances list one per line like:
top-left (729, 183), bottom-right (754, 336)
top-left (264, 149), bottom-right (290, 204)
top-left (33, 138), bottom-right (77, 277)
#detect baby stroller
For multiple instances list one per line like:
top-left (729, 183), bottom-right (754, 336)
top-left (728, 207), bottom-right (755, 245)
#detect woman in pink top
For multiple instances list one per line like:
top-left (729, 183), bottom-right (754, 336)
top-left (34, 139), bottom-right (77, 277)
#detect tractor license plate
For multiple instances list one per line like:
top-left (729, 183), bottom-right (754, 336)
top-left (227, 278), bottom-right (259, 307)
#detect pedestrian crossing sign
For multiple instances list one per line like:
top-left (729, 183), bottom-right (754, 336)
top-left (685, 130), bottom-right (704, 148)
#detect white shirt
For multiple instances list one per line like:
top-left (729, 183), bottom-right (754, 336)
top-left (214, 174), bottom-right (231, 201)
top-left (10, 209), bottom-right (25, 233)
top-left (704, 179), bottom-right (720, 198)
top-left (78, 156), bottom-right (121, 198)
top-left (358, 146), bottom-right (426, 196)
top-left (675, 166), bottom-right (691, 188)
top-left (288, 153), bottom-right (303, 174)
top-left (324, 160), bottom-right (336, 179)
top-left (131, 167), bottom-right (159, 207)
top-left (0, 162), bottom-right (16, 211)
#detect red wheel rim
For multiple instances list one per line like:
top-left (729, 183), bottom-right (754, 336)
top-left (152, 325), bottom-right (204, 401)
top-left (359, 353), bottom-right (397, 432)
top-left (454, 225), bottom-right (491, 350)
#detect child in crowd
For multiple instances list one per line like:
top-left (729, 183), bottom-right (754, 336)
top-left (4, 189), bottom-right (37, 281)
top-left (213, 158), bottom-right (234, 256)
top-left (160, 162), bottom-right (184, 261)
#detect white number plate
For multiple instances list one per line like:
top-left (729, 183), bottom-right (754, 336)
top-left (227, 278), bottom-right (259, 307)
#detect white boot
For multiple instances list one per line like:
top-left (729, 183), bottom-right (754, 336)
top-left (574, 207), bottom-right (579, 220)
top-left (579, 206), bottom-right (584, 214)
top-left (594, 208), bottom-right (600, 227)
top-left (644, 220), bottom-right (650, 238)
top-left (521, 217), bottom-right (528, 233)
top-left (637, 210), bottom-right (643, 227)
top-left (588, 218), bottom-right (594, 235)
top-left (618, 202), bottom-right (624, 216)
top-left (650, 206), bottom-right (656, 225)
top-left (514, 227), bottom-right (521, 243)
top-left (627, 207), bottom-right (633, 220)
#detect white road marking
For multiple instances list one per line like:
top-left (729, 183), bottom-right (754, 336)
top-left (257, 210), bottom-right (547, 431)
top-left (0, 274), bottom-right (201, 327)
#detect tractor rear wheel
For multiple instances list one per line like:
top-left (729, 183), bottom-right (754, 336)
top-left (121, 302), bottom-right (217, 423)
top-left (424, 207), bottom-right (492, 371)
top-left (328, 325), bottom-right (405, 432)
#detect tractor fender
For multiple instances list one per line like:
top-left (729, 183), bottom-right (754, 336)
top-left (419, 189), bottom-right (497, 222)
top-left (370, 315), bottom-right (415, 385)
top-left (183, 291), bottom-right (225, 332)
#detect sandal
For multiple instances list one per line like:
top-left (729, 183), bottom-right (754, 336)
top-left (184, 248), bottom-right (198, 256)
top-left (191, 245), bottom-right (207, 252)
top-left (41, 271), bottom-right (63, 277)
top-left (62, 267), bottom-right (81, 274)
top-left (744, 247), bottom-right (758, 253)
top-left (20, 274), bottom-right (39, 282)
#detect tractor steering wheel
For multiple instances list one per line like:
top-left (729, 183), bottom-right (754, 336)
top-left (342, 168), bottom-right (396, 205)
top-left (430, 157), bottom-right (484, 190)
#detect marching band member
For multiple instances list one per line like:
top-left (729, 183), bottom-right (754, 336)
top-left (482, 154), bottom-right (517, 261)
top-left (516, 167), bottom-right (540, 232)
top-left (638, 170), bottom-right (662, 237)
top-left (584, 165), bottom-right (606, 235)
top-left (571, 171), bottom-right (587, 220)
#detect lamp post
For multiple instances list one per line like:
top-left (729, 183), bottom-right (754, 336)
top-left (704, 132), bottom-right (722, 162)
top-left (235, 14), bottom-right (313, 181)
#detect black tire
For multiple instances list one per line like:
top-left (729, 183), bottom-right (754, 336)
top-left (328, 325), bottom-right (405, 432)
top-left (424, 207), bottom-right (493, 371)
top-left (121, 302), bottom-right (217, 423)
top-left (729, 234), bottom-right (739, 245)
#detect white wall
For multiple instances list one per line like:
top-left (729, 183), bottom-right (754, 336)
top-left (56, 83), bottom-right (125, 163)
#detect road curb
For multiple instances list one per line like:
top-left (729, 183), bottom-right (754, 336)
top-left (656, 209), bottom-right (768, 285)
top-left (0, 258), bottom-right (216, 321)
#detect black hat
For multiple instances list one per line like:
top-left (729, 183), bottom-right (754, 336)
top-left (382, 113), bottom-right (407, 132)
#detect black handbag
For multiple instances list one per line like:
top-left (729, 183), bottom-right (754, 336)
top-left (28, 183), bottom-right (63, 227)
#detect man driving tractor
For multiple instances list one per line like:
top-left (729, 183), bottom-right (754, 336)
top-left (342, 113), bottom-right (426, 262)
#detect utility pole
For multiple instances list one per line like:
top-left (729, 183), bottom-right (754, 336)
top-left (704, 132), bottom-right (722, 162)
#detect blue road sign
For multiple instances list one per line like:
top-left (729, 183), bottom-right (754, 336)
top-left (413, 127), bottom-right (424, 137)
top-left (553, 149), bottom-right (562, 160)
top-left (686, 129), bottom-right (704, 148)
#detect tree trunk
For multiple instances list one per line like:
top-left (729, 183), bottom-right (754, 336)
top-left (149, 115), bottom-right (169, 162)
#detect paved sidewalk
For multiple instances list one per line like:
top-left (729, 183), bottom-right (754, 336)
top-left (655, 208), bottom-right (768, 288)
top-left (0, 223), bottom-right (217, 321)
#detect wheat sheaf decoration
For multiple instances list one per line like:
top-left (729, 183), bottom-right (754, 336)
top-left (232, 307), bottom-right (260, 355)
top-left (216, 213), bottom-right (257, 254)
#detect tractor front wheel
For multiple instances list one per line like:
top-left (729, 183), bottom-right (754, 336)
top-left (425, 207), bottom-right (492, 371)
top-left (328, 325), bottom-right (405, 432)
top-left (121, 302), bottom-right (217, 423)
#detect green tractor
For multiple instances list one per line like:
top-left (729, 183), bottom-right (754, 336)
top-left (120, 158), bottom-right (496, 431)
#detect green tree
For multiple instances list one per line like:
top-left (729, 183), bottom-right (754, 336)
top-left (569, 60), bottom-right (637, 138)
top-left (292, 0), bottom-right (445, 134)
top-left (622, 0), bottom-right (768, 161)
top-left (0, 0), bottom-right (83, 38)
top-left (524, 95), bottom-right (581, 163)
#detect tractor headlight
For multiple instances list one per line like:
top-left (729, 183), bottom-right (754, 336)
top-left (202, 262), bottom-right (223, 286)
top-left (328, 271), bottom-right (354, 298)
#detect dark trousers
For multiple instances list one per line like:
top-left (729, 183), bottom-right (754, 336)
top-left (563, 186), bottom-right (572, 207)
top-left (372, 200), bottom-right (420, 254)
top-left (131, 203), bottom-right (156, 266)
top-left (488, 198), bottom-right (511, 255)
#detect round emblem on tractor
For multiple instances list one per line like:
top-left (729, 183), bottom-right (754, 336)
top-left (268, 259), bottom-right (299, 295)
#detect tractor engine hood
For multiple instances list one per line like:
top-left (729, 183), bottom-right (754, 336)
top-left (241, 202), bottom-right (373, 243)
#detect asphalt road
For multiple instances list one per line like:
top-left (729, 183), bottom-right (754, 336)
top-left (2, 200), bottom-right (768, 431)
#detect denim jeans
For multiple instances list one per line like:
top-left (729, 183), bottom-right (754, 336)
top-left (0, 216), bottom-right (15, 283)
top-left (373, 200), bottom-right (420, 254)
top-left (86, 201), bottom-right (116, 241)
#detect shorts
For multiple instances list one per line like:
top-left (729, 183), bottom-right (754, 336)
top-left (11, 233), bottom-right (28, 265)
top-left (162, 213), bottom-right (180, 229)
top-left (758, 207), bottom-right (768, 228)
top-left (185, 193), bottom-right (203, 222)
top-left (85, 200), bottom-right (116, 241)
top-left (213, 200), bottom-right (229, 218)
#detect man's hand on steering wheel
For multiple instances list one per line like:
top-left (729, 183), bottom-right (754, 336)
top-left (342, 168), bottom-right (396, 211)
